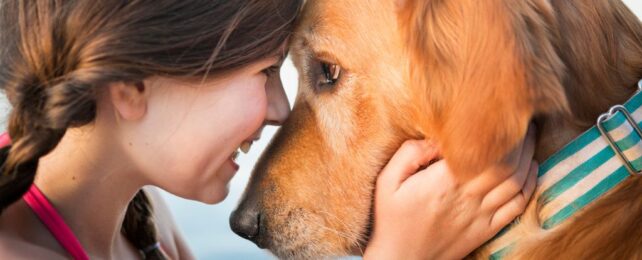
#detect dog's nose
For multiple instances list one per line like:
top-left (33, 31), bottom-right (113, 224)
top-left (230, 207), bottom-right (263, 245)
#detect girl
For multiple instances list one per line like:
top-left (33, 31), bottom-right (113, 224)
top-left (0, 1), bottom-right (536, 259)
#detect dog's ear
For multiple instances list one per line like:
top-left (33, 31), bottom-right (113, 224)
top-left (398, 0), bottom-right (569, 176)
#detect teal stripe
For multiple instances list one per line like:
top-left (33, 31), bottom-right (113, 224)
top-left (615, 128), bottom-right (642, 151)
top-left (538, 146), bottom-right (614, 205)
top-left (538, 127), bottom-right (641, 206)
top-left (538, 129), bottom-right (600, 177)
top-left (542, 165), bottom-right (631, 229)
top-left (631, 154), bottom-right (642, 169)
top-left (624, 90), bottom-right (642, 111)
top-left (486, 215), bottom-right (523, 250)
top-left (601, 112), bottom-right (627, 131)
top-left (490, 224), bottom-right (514, 241)
top-left (490, 244), bottom-right (514, 260)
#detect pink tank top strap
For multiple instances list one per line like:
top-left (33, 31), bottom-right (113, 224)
top-left (22, 184), bottom-right (90, 260)
top-left (0, 132), bottom-right (11, 147)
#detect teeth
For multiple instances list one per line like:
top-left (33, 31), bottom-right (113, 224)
top-left (240, 141), bottom-right (252, 154)
top-left (231, 150), bottom-right (239, 161)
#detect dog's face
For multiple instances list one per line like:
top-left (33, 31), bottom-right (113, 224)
top-left (231, 1), bottom-right (415, 257)
top-left (231, 0), bottom-right (571, 258)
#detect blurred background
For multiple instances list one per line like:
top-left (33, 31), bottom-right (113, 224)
top-left (0, 2), bottom-right (639, 259)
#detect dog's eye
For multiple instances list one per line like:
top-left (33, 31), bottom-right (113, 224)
top-left (310, 60), bottom-right (342, 93)
top-left (312, 61), bottom-right (341, 93)
top-left (321, 63), bottom-right (341, 85)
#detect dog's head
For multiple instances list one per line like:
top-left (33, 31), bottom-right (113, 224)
top-left (231, 2), bottom-right (414, 257)
top-left (231, 0), bottom-right (641, 258)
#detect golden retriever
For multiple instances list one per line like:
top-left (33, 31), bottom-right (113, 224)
top-left (230, 0), bottom-right (642, 258)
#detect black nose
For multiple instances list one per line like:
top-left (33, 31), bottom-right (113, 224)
top-left (230, 207), bottom-right (263, 246)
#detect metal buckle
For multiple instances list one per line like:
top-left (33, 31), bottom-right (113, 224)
top-left (597, 105), bottom-right (642, 177)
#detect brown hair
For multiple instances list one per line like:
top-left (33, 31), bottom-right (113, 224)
top-left (0, 0), bottom-right (302, 258)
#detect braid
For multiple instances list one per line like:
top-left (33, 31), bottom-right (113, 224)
top-left (122, 190), bottom-right (167, 259)
top-left (1, 76), bottom-right (167, 258)
top-left (0, 80), bottom-right (66, 213)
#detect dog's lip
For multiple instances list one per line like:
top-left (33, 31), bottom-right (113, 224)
top-left (256, 240), bottom-right (268, 249)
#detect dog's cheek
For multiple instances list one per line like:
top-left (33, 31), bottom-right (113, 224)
top-left (255, 100), bottom-right (377, 256)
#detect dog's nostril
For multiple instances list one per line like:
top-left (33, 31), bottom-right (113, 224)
top-left (230, 208), bottom-right (262, 244)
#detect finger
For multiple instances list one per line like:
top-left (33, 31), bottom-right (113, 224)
top-left (405, 159), bottom-right (450, 191)
top-left (480, 157), bottom-right (536, 212)
top-left (488, 188), bottom-right (528, 233)
top-left (521, 161), bottom-right (538, 203)
top-left (377, 140), bottom-right (439, 194)
top-left (488, 161), bottom-right (538, 232)
top-left (474, 124), bottom-right (537, 194)
top-left (516, 124), bottom-right (537, 176)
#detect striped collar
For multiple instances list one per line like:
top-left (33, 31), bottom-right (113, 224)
top-left (487, 79), bottom-right (642, 259)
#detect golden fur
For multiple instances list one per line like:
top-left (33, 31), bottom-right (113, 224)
top-left (234, 0), bottom-right (642, 258)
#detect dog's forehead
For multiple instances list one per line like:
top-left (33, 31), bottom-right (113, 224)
top-left (295, 0), bottom-right (402, 65)
top-left (302, 1), bottom-right (396, 34)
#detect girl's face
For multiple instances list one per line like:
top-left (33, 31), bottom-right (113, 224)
top-left (120, 55), bottom-right (289, 204)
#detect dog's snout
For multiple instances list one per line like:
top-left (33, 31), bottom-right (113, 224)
top-left (230, 206), bottom-right (264, 247)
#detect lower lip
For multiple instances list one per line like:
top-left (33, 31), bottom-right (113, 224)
top-left (228, 158), bottom-right (240, 171)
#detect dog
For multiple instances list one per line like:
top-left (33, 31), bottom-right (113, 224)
top-left (230, 0), bottom-right (642, 258)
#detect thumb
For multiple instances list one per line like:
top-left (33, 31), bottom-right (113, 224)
top-left (377, 140), bottom-right (439, 194)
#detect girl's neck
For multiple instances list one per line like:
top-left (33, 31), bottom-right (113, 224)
top-left (33, 126), bottom-right (146, 259)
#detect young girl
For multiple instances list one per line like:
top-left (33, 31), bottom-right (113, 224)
top-left (0, 1), bottom-right (537, 259)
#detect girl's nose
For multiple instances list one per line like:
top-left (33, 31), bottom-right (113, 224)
top-left (265, 73), bottom-right (290, 126)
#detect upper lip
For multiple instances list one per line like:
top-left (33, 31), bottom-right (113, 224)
top-left (245, 136), bottom-right (261, 143)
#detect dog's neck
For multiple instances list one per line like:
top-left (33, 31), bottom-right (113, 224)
top-left (536, 80), bottom-right (642, 162)
top-left (533, 0), bottom-right (642, 162)
top-left (535, 81), bottom-right (641, 163)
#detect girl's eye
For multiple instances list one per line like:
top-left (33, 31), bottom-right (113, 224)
top-left (262, 65), bottom-right (280, 76)
top-left (321, 62), bottom-right (341, 85)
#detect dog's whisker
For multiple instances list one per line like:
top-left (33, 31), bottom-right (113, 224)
top-left (306, 219), bottom-right (359, 245)
top-left (316, 210), bottom-right (370, 249)
top-left (317, 211), bottom-right (359, 238)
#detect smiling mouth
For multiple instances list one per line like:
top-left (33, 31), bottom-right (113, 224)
top-left (230, 139), bottom-right (258, 163)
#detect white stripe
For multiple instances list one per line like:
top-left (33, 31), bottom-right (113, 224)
top-left (631, 102), bottom-right (642, 122)
top-left (539, 138), bottom-right (642, 220)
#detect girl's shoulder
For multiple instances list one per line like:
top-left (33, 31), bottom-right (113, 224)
top-left (143, 186), bottom-right (195, 260)
top-left (0, 232), bottom-right (67, 260)
top-left (0, 198), bottom-right (68, 259)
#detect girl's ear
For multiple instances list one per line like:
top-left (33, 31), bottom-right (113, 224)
top-left (109, 81), bottom-right (148, 121)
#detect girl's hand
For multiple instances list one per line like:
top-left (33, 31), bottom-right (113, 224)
top-left (364, 127), bottom-right (537, 259)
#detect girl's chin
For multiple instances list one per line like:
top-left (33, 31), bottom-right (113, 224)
top-left (176, 159), bottom-right (238, 204)
top-left (197, 184), bottom-right (230, 205)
